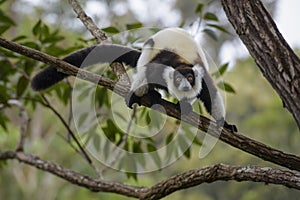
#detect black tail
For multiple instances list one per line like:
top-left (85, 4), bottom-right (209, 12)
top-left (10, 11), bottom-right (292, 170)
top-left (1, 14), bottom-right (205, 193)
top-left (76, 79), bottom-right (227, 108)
top-left (31, 44), bottom-right (141, 91)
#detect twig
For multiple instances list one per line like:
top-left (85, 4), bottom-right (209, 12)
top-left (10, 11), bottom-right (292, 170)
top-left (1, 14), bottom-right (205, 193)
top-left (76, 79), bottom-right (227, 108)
top-left (7, 100), bottom-right (30, 152)
top-left (40, 95), bottom-right (93, 164)
top-left (68, 0), bottom-right (107, 43)
top-left (0, 53), bottom-right (31, 80)
top-left (100, 105), bottom-right (137, 174)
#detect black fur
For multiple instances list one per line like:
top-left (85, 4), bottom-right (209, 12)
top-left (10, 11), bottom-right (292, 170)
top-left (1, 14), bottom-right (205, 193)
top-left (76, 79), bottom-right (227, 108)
top-left (150, 50), bottom-right (193, 69)
top-left (31, 44), bottom-right (141, 91)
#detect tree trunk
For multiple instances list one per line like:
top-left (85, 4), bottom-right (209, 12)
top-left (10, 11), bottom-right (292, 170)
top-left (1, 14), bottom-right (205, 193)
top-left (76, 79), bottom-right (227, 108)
top-left (221, 0), bottom-right (300, 128)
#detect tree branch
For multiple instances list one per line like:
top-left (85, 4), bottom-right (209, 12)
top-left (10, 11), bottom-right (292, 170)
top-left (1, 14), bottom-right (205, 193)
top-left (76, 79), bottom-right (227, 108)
top-left (0, 36), bottom-right (300, 172)
top-left (1, 150), bottom-right (299, 200)
top-left (69, 0), bottom-right (107, 43)
top-left (141, 163), bottom-right (300, 200)
top-left (7, 100), bottom-right (29, 152)
top-left (0, 151), bottom-right (144, 198)
top-left (221, 0), bottom-right (300, 128)
top-left (40, 95), bottom-right (94, 166)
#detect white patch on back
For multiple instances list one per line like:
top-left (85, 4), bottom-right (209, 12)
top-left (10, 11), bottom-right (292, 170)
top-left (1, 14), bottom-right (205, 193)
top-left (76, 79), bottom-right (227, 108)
top-left (150, 28), bottom-right (200, 64)
top-left (131, 28), bottom-right (208, 100)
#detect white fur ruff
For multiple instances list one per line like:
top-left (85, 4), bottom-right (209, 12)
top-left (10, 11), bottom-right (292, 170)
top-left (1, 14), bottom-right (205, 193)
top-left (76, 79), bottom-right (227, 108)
top-left (163, 65), bottom-right (204, 103)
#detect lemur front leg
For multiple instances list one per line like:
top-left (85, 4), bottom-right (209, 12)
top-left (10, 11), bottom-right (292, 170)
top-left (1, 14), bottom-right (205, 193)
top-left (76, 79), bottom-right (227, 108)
top-left (176, 100), bottom-right (193, 115)
top-left (126, 67), bottom-right (161, 108)
top-left (198, 73), bottom-right (238, 133)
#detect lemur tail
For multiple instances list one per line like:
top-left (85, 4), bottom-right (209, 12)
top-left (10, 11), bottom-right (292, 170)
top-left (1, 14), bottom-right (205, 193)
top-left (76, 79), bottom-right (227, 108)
top-left (31, 44), bottom-right (141, 91)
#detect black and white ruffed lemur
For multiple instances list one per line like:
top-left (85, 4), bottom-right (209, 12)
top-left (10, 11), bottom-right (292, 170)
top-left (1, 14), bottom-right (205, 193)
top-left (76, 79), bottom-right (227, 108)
top-left (31, 28), bottom-right (237, 132)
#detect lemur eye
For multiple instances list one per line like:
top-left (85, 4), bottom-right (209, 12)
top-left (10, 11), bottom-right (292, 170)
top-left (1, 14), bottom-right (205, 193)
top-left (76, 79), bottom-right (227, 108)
top-left (176, 77), bottom-right (182, 83)
top-left (187, 76), bottom-right (193, 82)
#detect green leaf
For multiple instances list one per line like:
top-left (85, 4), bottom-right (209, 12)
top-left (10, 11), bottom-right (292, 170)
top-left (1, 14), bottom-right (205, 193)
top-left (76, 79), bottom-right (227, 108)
top-left (147, 144), bottom-right (161, 168)
top-left (195, 3), bottom-right (204, 14)
top-left (193, 137), bottom-right (202, 146)
top-left (217, 82), bottom-right (236, 93)
top-left (102, 26), bottom-right (120, 34)
top-left (165, 133), bottom-right (174, 145)
top-left (203, 28), bottom-right (218, 41)
top-left (183, 147), bottom-right (191, 158)
top-left (147, 143), bottom-right (156, 152)
top-left (41, 24), bottom-right (50, 38)
top-left (212, 63), bottom-right (229, 78)
top-left (32, 20), bottom-right (42, 36)
top-left (102, 119), bottom-right (125, 142)
top-left (12, 35), bottom-right (27, 42)
top-left (21, 41), bottom-right (40, 50)
top-left (0, 25), bottom-right (10, 35)
top-left (207, 23), bottom-right (230, 34)
top-left (16, 76), bottom-right (29, 98)
top-left (0, 10), bottom-right (15, 34)
top-left (126, 172), bottom-right (137, 181)
top-left (42, 35), bottom-right (65, 44)
top-left (126, 22), bottom-right (143, 30)
top-left (203, 12), bottom-right (218, 21)
top-left (0, 112), bottom-right (8, 132)
top-left (218, 63), bottom-right (229, 76)
top-left (0, 10), bottom-right (15, 25)
top-left (178, 134), bottom-right (189, 157)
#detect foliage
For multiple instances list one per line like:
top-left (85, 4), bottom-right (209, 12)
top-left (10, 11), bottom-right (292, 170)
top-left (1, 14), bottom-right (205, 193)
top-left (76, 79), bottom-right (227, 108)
top-left (194, 2), bottom-right (231, 41)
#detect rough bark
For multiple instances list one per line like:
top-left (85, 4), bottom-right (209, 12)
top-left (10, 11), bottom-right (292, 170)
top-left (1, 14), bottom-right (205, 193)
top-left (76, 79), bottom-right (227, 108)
top-left (221, 0), bottom-right (300, 128)
top-left (1, 151), bottom-right (300, 200)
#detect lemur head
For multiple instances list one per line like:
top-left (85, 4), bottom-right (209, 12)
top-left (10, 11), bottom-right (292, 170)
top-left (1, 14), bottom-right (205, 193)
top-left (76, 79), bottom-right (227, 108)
top-left (172, 67), bottom-right (197, 92)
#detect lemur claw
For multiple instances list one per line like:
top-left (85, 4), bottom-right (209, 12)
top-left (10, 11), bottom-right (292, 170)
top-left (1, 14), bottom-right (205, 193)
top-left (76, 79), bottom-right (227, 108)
top-left (217, 117), bottom-right (238, 133)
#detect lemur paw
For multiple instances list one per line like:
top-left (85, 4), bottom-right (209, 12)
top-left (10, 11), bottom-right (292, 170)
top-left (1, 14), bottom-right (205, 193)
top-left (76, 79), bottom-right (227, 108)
top-left (125, 92), bottom-right (141, 108)
top-left (176, 101), bottom-right (193, 115)
top-left (125, 90), bottom-right (162, 108)
top-left (224, 121), bottom-right (238, 133)
top-left (147, 90), bottom-right (162, 106)
top-left (216, 118), bottom-right (238, 133)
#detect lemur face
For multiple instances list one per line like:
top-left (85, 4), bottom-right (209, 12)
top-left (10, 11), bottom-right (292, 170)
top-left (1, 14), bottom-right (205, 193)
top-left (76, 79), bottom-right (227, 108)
top-left (173, 68), bottom-right (196, 91)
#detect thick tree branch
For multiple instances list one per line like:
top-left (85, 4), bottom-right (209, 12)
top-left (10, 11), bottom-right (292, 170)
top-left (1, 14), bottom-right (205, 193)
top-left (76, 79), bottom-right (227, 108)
top-left (221, 0), bottom-right (300, 128)
top-left (141, 163), bottom-right (300, 200)
top-left (0, 151), bottom-right (144, 198)
top-left (1, 150), bottom-right (300, 200)
top-left (0, 36), bottom-right (300, 172)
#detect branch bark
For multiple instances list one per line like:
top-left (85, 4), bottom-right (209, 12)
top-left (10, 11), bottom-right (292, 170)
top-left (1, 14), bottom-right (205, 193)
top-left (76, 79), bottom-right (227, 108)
top-left (1, 37), bottom-right (300, 172)
top-left (1, 151), bottom-right (300, 200)
top-left (69, 0), bottom-right (107, 43)
top-left (221, 0), bottom-right (300, 128)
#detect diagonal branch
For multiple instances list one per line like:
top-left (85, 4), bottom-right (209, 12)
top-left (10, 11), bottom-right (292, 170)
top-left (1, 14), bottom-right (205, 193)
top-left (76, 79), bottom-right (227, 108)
top-left (1, 150), bottom-right (300, 200)
top-left (69, 0), bottom-right (107, 43)
top-left (0, 36), bottom-right (300, 172)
